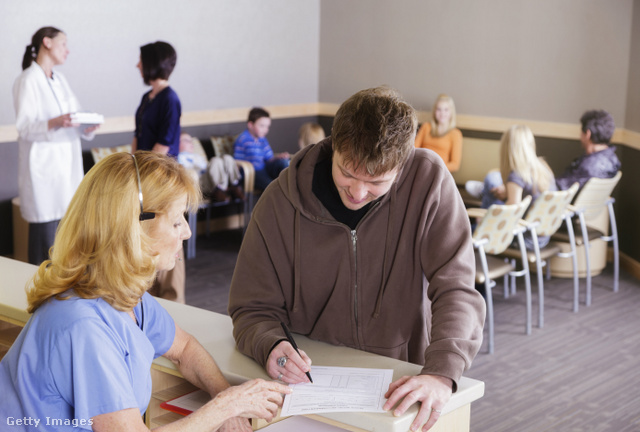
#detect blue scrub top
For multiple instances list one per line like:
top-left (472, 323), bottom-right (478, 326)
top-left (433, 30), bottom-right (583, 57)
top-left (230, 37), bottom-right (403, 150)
top-left (0, 292), bottom-right (175, 431)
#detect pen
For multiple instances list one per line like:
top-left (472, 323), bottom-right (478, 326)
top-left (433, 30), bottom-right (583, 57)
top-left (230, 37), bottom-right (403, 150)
top-left (280, 321), bottom-right (313, 383)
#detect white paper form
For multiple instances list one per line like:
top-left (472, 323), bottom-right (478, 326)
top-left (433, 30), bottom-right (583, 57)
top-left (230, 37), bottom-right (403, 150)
top-left (280, 366), bottom-right (393, 416)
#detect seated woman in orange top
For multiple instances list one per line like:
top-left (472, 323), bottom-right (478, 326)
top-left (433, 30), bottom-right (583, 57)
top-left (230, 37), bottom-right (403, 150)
top-left (415, 94), bottom-right (463, 172)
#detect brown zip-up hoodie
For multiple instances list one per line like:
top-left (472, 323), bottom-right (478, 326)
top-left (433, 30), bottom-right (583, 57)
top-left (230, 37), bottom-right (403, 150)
top-left (228, 138), bottom-right (485, 389)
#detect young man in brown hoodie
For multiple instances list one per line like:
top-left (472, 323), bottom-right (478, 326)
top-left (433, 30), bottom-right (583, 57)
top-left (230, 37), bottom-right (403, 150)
top-left (228, 87), bottom-right (486, 432)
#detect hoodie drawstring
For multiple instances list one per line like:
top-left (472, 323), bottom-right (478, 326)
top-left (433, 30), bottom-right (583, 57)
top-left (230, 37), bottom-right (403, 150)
top-left (373, 186), bottom-right (396, 318)
top-left (292, 208), bottom-right (301, 313)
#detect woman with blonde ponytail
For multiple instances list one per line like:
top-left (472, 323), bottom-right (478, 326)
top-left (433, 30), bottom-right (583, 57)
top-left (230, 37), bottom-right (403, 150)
top-left (0, 152), bottom-right (290, 431)
top-left (13, 26), bottom-right (99, 265)
top-left (466, 125), bottom-right (556, 249)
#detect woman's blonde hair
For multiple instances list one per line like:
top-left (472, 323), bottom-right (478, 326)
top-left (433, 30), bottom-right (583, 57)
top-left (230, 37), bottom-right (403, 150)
top-left (500, 125), bottom-right (554, 194)
top-left (298, 122), bottom-right (326, 149)
top-left (430, 94), bottom-right (457, 137)
top-left (26, 151), bottom-right (201, 313)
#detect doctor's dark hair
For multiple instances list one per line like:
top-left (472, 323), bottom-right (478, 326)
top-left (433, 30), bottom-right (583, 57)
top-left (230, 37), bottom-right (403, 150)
top-left (332, 86), bottom-right (417, 176)
top-left (580, 110), bottom-right (615, 144)
top-left (26, 152), bottom-right (201, 313)
top-left (140, 41), bottom-right (177, 85)
top-left (22, 26), bottom-right (63, 70)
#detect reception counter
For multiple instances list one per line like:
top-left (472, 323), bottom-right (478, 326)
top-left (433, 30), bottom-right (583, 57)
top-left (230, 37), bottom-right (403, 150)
top-left (0, 256), bottom-right (484, 431)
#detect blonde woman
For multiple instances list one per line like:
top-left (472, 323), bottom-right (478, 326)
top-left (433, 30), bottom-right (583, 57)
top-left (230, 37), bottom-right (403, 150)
top-left (414, 94), bottom-right (463, 172)
top-left (470, 125), bottom-right (556, 248)
top-left (0, 152), bottom-right (289, 432)
top-left (297, 122), bottom-right (325, 149)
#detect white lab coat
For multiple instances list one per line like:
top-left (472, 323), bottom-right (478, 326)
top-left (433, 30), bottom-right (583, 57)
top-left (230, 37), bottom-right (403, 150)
top-left (13, 62), bottom-right (89, 223)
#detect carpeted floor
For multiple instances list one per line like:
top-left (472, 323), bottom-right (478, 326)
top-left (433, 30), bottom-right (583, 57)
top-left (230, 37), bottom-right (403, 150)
top-left (184, 229), bottom-right (640, 431)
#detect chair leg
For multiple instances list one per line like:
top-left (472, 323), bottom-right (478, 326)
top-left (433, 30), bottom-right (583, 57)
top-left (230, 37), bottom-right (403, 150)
top-left (530, 228), bottom-right (544, 328)
top-left (578, 213), bottom-right (591, 306)
top-left (536, 261), bottom-right (544, 328)
top-left (608, 202), bottom-right (619, 293)
top-left (566, 219), bottom-right (580, 313)
top-left (516, 232), bottom-right (532, 335)
top-left (485, 279), bottom-right (494, 355)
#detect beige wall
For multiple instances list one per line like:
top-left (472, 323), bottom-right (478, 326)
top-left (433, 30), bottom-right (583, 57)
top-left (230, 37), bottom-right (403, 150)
top-left (319, 0), bottom-right (634, 126)
top-left (625, 0), bottom-right (640, 131)
top-left (0, 0), bottom-right (320, 126)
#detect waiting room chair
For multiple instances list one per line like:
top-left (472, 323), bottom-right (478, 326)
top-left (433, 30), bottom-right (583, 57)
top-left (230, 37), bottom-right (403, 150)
top-left (90, 144), bottom-right (132, 165)
top-left (185, 137), bottom-right (255, 259)
top-left (500, 183), bottom-right (580, 328)
top-left (468, 195), bottom-right (532, 354)
top-left (551, 171), bottom-right (622, 305)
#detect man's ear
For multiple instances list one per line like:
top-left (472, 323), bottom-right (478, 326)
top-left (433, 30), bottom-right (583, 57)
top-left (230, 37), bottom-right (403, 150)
top-left (584, 129), bottom-right (592, 142)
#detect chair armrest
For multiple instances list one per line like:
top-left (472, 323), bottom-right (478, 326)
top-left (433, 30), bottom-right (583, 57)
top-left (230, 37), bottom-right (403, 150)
top-left (467, 208), bottom-right (486, 219)
top-left (235, 160), bottom-right (255, 194)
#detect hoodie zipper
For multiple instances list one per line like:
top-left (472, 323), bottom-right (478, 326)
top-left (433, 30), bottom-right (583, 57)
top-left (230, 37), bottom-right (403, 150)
top-left (351, 229), bottom-right (359, 347)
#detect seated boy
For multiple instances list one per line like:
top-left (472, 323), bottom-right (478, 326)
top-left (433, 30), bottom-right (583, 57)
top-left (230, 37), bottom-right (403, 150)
top-left (233, 107), bottom-right (289, 190)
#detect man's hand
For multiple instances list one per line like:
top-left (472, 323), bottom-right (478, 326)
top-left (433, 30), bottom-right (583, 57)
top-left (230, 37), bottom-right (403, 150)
top-left (383, 374), bottom-right (453, 432)
top-left (266, 341), bottom-right (312, 384)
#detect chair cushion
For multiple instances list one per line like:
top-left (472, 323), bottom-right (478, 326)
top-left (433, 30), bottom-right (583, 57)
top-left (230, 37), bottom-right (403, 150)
top-left (210, 135), bottom-right (237, 157)
top-left (500, 242), bottom-right (562, 263)
top-left (551, 224), bottom-right (604, 245)
top-left (475, 252), bottom-right (514, 284)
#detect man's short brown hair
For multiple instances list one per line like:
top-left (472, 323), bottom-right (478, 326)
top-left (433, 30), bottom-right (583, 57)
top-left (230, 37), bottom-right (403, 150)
top-left (332, 86), bottom-right (417, 176)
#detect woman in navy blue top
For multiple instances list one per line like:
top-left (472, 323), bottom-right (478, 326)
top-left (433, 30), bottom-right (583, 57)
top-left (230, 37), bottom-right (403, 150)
top-left (133, 41), bottom-right (181, 157)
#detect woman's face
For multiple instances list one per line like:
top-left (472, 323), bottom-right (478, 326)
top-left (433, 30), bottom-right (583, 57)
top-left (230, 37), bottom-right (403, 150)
top-left (43, 33), bottom-right (69, 66)
top-left (434, 101), bottom-right (452, 126)
top-left (149, 196), bottom-right (191, 272)
top-left (136, 57), bottom-right (144, 79)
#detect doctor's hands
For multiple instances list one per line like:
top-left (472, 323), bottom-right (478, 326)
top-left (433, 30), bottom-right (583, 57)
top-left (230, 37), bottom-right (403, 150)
top-left (267, 341), bottom-right (312, 384)
top-left (48, 113), bottom-right (78, 130)
top-left (384, 374), bottom-right (452, 432)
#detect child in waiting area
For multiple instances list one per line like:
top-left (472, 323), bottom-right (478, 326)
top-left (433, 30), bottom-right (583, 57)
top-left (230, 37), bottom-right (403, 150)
top-left (414, 94), bottom-right (463, 172)
top-left (233, 107), bottom-right (289, 190)
top-left (178, 132), bottom-right (243, 202)
top-left (298, 122), bottom-right (326, 149)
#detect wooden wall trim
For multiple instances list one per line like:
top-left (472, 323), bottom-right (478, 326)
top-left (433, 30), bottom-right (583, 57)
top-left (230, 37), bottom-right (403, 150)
top-left (1, 103), bottom-right (638, 150)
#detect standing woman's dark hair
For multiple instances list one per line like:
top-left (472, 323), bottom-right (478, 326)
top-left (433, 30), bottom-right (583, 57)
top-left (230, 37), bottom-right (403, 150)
top-left (22, 26), bottom-right (62, 70)
top-left (139, 41), bottom-right (177, 85)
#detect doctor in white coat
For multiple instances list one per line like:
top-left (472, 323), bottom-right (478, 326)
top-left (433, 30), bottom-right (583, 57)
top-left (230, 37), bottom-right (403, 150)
top-left (13, 26), bottom-right (98, 265)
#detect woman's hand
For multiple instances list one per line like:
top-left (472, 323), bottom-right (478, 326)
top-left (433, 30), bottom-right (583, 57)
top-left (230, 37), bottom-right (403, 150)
top-left (490, 184), bottom-right (507, 201)
top-left (266, 341), bottom-right (312, 384)
top-left (211, 379), bottom-right (291, 422)
top-left (48, 113), bottom-right (78, 130)
top-left (83, 124), bottom-right (100, 134)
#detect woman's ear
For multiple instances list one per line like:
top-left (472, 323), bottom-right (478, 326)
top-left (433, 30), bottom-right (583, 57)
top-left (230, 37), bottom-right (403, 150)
top-left (42, 37), bottom-right (52, 50)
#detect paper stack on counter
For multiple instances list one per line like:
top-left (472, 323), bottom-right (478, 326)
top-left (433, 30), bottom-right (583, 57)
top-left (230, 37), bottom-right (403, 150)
top-left (71, 112), bottom-right (104, 125)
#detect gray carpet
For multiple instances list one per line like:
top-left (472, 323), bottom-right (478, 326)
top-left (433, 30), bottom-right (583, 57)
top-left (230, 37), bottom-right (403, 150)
top-left (184, 230), bottom-right (640, 431)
